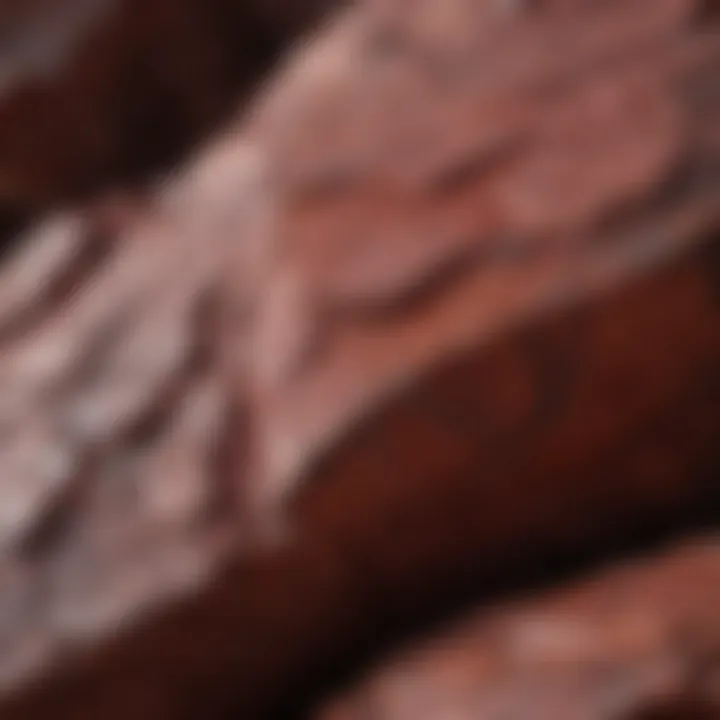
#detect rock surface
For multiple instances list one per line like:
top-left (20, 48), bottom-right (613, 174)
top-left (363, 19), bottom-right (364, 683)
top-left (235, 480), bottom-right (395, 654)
top-left (0, 0), bottom-right (717, 717)
top-left (317, 537), bottom-right (720, 720)
top-left (0, 0), bottom-right (336, 211)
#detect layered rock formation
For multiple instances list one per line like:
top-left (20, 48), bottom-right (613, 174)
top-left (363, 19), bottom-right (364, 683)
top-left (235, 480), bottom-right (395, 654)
top-left (0, 0), bottom-right (717, 717)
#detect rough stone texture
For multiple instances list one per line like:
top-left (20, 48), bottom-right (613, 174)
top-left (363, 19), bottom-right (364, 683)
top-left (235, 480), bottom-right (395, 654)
top-left (0, 0), bottom-right (717, 717)
top-left (317, 538), bottom-right (720, 720)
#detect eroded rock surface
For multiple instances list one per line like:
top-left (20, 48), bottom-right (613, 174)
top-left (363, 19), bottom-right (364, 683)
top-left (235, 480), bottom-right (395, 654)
top-left (318, 538), bottom-right (720, 720)
top-left (0, 0), bottom-right (716, 717)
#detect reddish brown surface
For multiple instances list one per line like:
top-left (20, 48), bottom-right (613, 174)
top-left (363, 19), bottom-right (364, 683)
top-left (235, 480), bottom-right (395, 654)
top-left (317, 538), bottom-right (720, 720)
top-left (0, 0), bottom-right (716, 717)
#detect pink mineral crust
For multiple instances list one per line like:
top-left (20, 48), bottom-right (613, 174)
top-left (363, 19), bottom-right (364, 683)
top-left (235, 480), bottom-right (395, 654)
top-left (318, 538), bottom-right (720, 720)
top-left (245, 0), bottom-right (720, 612)
top-left (0, 0), bottom-right (716, 717)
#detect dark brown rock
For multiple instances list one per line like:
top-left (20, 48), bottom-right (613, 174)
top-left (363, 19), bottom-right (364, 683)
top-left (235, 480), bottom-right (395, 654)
top-left (317, 538), bottom-right (720, 720)
top-left (0, 0), bottom-right (336, 211)
top-left (0, 0), bottom-right (716, 717)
